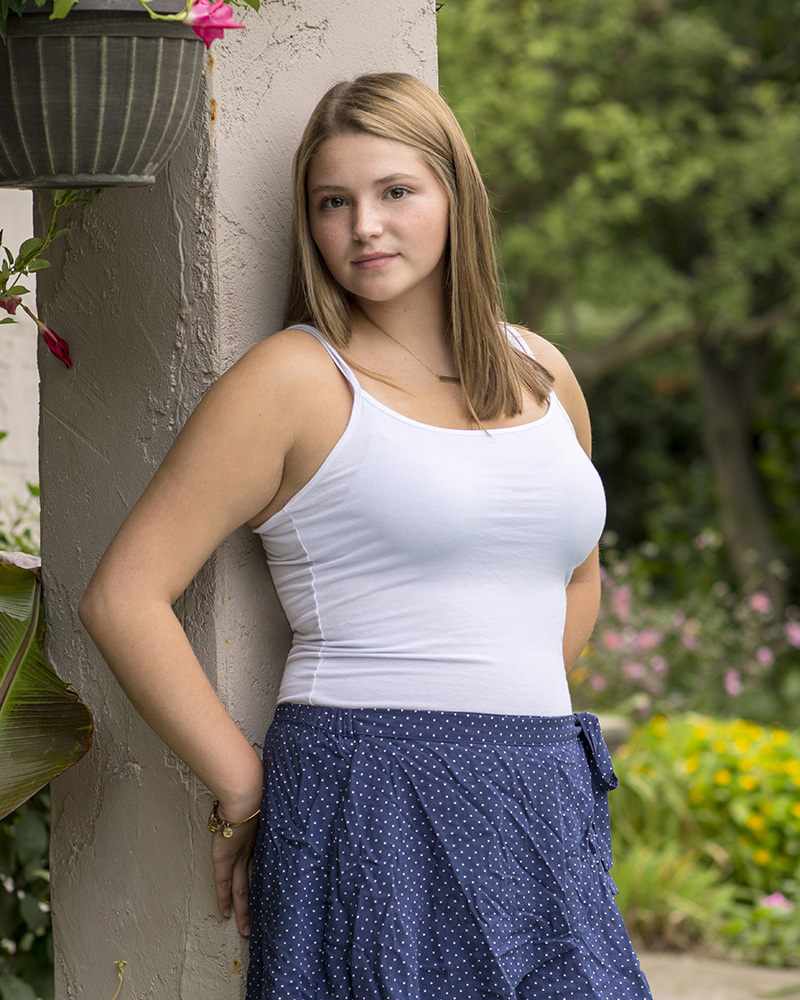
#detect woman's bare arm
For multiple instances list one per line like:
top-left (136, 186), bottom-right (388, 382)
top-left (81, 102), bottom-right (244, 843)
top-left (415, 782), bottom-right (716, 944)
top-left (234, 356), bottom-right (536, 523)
top-left (78, 333), bottom-right (313, 934)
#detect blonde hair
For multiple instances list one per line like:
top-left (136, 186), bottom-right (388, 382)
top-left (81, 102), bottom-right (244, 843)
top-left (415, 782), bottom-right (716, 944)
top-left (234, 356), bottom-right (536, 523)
top-left (283, 72), bottom-right (552, 419)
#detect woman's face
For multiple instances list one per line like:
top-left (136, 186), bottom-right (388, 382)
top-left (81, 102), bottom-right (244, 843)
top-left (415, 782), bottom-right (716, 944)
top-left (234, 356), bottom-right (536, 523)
top-left (307, 133), bottom-right (451, 309)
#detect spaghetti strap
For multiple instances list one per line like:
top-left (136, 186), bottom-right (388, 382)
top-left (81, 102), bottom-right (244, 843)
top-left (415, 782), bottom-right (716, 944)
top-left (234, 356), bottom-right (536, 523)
top-left (289, 323), bottom-right (362, 396)
top-left (504, 323), bottom-right (536, 359)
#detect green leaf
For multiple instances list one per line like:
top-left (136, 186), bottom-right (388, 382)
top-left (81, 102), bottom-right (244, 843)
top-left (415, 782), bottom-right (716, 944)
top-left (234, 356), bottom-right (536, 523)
top-left (49, 0), bottom-right (77, 18)
top-left (3, 248), bottom-right (13, 265)
top-left (19, 893), bottom-right (46, 930)
top-left (16, 239), bottom-right (42, 260)
top-left (0, 558), bottom-right (93, 820)
top-left (0, 318), bottom-right (15, 325)
top-left (14, 811), bottom-right (47, 864)
top-left (25, 260), bottom-right (50, 273)
top-left (0, 975), bottom-right (38, 1000)
top-left (26, 484), bottom-right (39, 499)
top-left (51, 228), bottom-right (71, 240)
top-left (4, 285), bottom-right (29, 296)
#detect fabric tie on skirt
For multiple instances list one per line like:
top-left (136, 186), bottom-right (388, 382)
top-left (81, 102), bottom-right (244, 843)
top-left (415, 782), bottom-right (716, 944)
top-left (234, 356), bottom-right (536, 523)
top-left (246, 705), bottom-right (652, 1000)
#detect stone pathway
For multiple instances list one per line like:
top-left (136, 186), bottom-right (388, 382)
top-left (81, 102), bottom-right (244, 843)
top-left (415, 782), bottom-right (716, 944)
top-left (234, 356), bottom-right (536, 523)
top-left (640, 952), bottom-right (800, 1000)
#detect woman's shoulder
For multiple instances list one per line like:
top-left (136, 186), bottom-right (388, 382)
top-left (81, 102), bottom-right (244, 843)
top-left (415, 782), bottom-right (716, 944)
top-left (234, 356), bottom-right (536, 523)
top-left (510, 326), bottom-right (592, 455)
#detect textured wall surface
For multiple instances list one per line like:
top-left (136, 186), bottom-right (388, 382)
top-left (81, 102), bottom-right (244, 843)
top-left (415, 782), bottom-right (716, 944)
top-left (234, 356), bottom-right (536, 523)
top-left (42, 2), bottom-right (437, 998)
top-left (0, 190), bottom-right (38, 527)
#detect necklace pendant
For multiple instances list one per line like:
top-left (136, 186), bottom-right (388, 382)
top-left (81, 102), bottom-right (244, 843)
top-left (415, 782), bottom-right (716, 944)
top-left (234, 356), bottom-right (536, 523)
top-left (438, 374), bottom-right (461, 384)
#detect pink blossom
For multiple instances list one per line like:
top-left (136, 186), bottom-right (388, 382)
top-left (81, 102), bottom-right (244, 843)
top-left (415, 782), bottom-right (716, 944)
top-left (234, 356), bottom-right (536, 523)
top-left (672, 611), bottom-right (686, 628)
top-left (681, 631), bottom-right (699, 651)
top-left (622, 661), bottom-right (645, 680)
top-left (601, 630), bottom-right (623, 651)
top-left (785, 621), bottom-right (800, 648)
top-left (38, 322), bottom-right (72, 368)
top-left (185, 0), bottom-right (245, 49)
top-left (748, 591), bottom-right (772, 615)
top-left (725, 669), bottom-right (742, 697)
top-left (756, 646), bottom-right (775, 668)
top-left (0, 294), bottom-right (21, 314)
top-left (589, 674), bottom-right (607, 691)
top-left (650, 656), bottom-right (668, 676)
top-left (635, 628), bottom-right (662, 651)
top-left (761, 892), bottom-right (794, 913)
top-left (611, 584), bottom-right (633, 622)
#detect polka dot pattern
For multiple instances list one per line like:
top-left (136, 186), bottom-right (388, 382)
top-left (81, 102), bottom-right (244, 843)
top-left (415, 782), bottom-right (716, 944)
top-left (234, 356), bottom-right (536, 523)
top-left (247, 704), bottom-right (653, 1000)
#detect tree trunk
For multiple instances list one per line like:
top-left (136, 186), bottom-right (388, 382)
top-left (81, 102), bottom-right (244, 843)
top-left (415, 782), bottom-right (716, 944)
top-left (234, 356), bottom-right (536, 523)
top-left (698, 337), bottom-right (787, 609)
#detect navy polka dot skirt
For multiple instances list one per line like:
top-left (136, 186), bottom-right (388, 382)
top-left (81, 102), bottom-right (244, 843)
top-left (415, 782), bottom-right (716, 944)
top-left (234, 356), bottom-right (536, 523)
top-left (246, 704), bottom-right (653, 1000)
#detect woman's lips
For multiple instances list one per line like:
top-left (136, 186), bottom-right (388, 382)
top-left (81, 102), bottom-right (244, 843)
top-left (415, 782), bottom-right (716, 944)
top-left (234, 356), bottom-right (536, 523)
top-left (352, 253), bottom-right (397, 269)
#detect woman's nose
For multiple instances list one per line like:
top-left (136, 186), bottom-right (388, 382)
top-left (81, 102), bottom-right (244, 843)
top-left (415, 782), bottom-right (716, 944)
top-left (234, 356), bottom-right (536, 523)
top-left (352, 201), bottom-right (383, 240)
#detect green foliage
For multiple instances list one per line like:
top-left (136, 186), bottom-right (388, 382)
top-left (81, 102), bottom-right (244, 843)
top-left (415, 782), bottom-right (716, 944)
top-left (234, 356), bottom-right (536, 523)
top-left (612, 714), bottom-right (800, 965)
top-left (612, 842), bottom-right (736, 951)
top-left (439, 0), bottom-right (800, 329)
top-left (0, 486), bottom-right (39, 559)
top-left (570, 544), bottom-right (800, 724)
top-left (0, 790), bottom-right (53, 1000)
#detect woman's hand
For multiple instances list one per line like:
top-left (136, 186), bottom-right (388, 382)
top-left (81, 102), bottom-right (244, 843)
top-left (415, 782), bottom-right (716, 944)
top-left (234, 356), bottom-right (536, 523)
top-left (210, 803), bottom-right (261, 937)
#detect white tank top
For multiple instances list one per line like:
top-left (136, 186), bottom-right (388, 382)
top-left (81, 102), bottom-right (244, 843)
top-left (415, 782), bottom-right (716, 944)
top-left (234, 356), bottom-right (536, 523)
top-left (253, 324), bottom-right (606, 715)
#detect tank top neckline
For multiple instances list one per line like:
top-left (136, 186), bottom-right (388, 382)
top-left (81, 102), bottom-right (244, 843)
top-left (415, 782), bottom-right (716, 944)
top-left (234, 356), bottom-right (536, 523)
top-left (291, 323), bottom-right (557, 436)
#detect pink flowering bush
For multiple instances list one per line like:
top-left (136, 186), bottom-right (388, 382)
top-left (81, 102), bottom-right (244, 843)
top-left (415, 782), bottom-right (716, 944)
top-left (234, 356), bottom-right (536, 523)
top-left (570, 536), bottom-right (800, 723)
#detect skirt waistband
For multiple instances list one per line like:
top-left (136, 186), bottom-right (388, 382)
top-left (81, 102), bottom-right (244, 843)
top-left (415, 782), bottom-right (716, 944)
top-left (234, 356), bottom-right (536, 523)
top-left (273, 702), bottom-right (584, 746)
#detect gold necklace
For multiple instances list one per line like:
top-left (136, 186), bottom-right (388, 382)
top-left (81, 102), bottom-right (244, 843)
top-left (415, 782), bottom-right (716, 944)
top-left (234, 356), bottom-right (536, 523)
top-left (361, 311), bottom-right (461, 385)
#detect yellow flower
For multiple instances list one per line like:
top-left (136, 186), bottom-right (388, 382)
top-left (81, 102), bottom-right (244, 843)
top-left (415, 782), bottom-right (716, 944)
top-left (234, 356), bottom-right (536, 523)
top-left (714, 769), bottom-right (732, 786)
top-left (771, 729), bottom-right (790, 746)
top-left (745, 813), bottom-right (766, 835)
top-left (738, 758), bottom-right (756, 772)
top-left (791, 802), bottom-right (800, 820)
top-left (738, 775), bottom-right (758, 792)
top-left (734, 738), bottom-right (751, 754)
top-left (713, 739), bottom-right (728, 754)
top-left (685, 756), bottom-right (700, 774)
top-left (753, 848), bottom-right (771, 866)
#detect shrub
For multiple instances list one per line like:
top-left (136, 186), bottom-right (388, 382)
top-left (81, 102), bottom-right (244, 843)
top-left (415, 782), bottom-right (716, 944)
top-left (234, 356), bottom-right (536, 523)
top-left (570, 538), bottom-right (800, 724)
top-left (611, 713), bottom-right (800, 965)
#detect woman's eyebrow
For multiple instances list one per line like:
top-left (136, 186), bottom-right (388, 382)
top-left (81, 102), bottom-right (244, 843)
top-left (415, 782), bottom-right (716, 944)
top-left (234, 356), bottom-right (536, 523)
top-left (308, 173), bottom-right (417, 196)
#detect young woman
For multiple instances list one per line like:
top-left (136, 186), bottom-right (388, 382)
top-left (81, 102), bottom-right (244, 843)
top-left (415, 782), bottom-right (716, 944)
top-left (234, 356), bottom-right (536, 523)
top-left (80, 73), bottom-right (653, 1000)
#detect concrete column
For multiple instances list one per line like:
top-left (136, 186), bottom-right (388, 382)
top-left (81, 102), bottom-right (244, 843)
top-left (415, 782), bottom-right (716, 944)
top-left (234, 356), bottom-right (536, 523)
top-left (41, 3), bottom-right (437, 997)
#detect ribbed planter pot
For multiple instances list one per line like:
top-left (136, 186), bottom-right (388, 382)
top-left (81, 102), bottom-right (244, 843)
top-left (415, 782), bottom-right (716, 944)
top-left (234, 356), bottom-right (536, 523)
top-left (0, 0), bottom-right (205, 188)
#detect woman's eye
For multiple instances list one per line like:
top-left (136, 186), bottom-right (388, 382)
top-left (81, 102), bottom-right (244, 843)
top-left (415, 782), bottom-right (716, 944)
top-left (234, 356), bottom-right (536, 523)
top-left (387, 187), bottom-right (409, 200)
top-left (320, 196), bottom-right (345, 210)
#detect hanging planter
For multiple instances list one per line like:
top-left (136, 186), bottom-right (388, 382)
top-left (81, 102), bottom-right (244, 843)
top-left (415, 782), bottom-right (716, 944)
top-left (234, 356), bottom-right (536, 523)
top-left (0, 0), bottom-right (207, 189)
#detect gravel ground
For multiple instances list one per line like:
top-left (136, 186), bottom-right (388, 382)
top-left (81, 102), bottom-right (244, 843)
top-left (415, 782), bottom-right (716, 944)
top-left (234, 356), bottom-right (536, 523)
top-left (640, 952), bottom-right (800, 1000)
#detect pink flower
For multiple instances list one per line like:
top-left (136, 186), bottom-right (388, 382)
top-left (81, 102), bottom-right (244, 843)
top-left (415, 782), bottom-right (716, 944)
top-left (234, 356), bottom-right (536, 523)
top-left (756, 646), bottom-right (774, 668)
top-left (748, 591), bottom-right (772, 615)
top-left (589, 675), bottom-right (607, 691)
top-left (601, 630), bottom-right (622, 651)
top-left (681, 631), bottom-right (699, 651)
top-left (725, 669), bottom-right (742, 697)
top-left (636, 628), bottom-right (662, 651)
top-left (672, 611), bottom-right (686, 628)
top-left (785, 621), bottom-right (800, 648)
top-left (650, 656), bottom-right (668, 676)
top-left (185, 0), bottom-right (245, 49)
top-left (761, 892), bottom-right (794, 914)
top-left (611, 584), bottom-right (633, 622)
top-left (0, 294), bottom-right (22, 314)
top-left (622, 661), bottom-right (645, 680)
top-left (39, 322), bottom-right (72, 368)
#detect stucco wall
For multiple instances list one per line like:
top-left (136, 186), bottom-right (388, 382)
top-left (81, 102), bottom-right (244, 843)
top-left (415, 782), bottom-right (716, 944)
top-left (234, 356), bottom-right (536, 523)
top-left (41, 3), bottom-right (437, 998)
top-left (0, 190), bottom-right (38, 535)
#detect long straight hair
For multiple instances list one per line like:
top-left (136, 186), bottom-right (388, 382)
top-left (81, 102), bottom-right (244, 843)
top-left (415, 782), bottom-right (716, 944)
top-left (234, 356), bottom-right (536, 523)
top-left (283, 72), bottom-right (552, 419)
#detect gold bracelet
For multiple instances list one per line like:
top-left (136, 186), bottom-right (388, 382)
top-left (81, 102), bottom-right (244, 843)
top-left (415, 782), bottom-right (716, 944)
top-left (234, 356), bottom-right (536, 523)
top-left (207, 799), bottom-right (260, 838)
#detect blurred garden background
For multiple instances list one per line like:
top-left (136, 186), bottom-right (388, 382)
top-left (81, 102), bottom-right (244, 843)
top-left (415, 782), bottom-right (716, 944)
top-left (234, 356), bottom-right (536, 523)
top-left (2, 0), bottom-right (800, 995)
